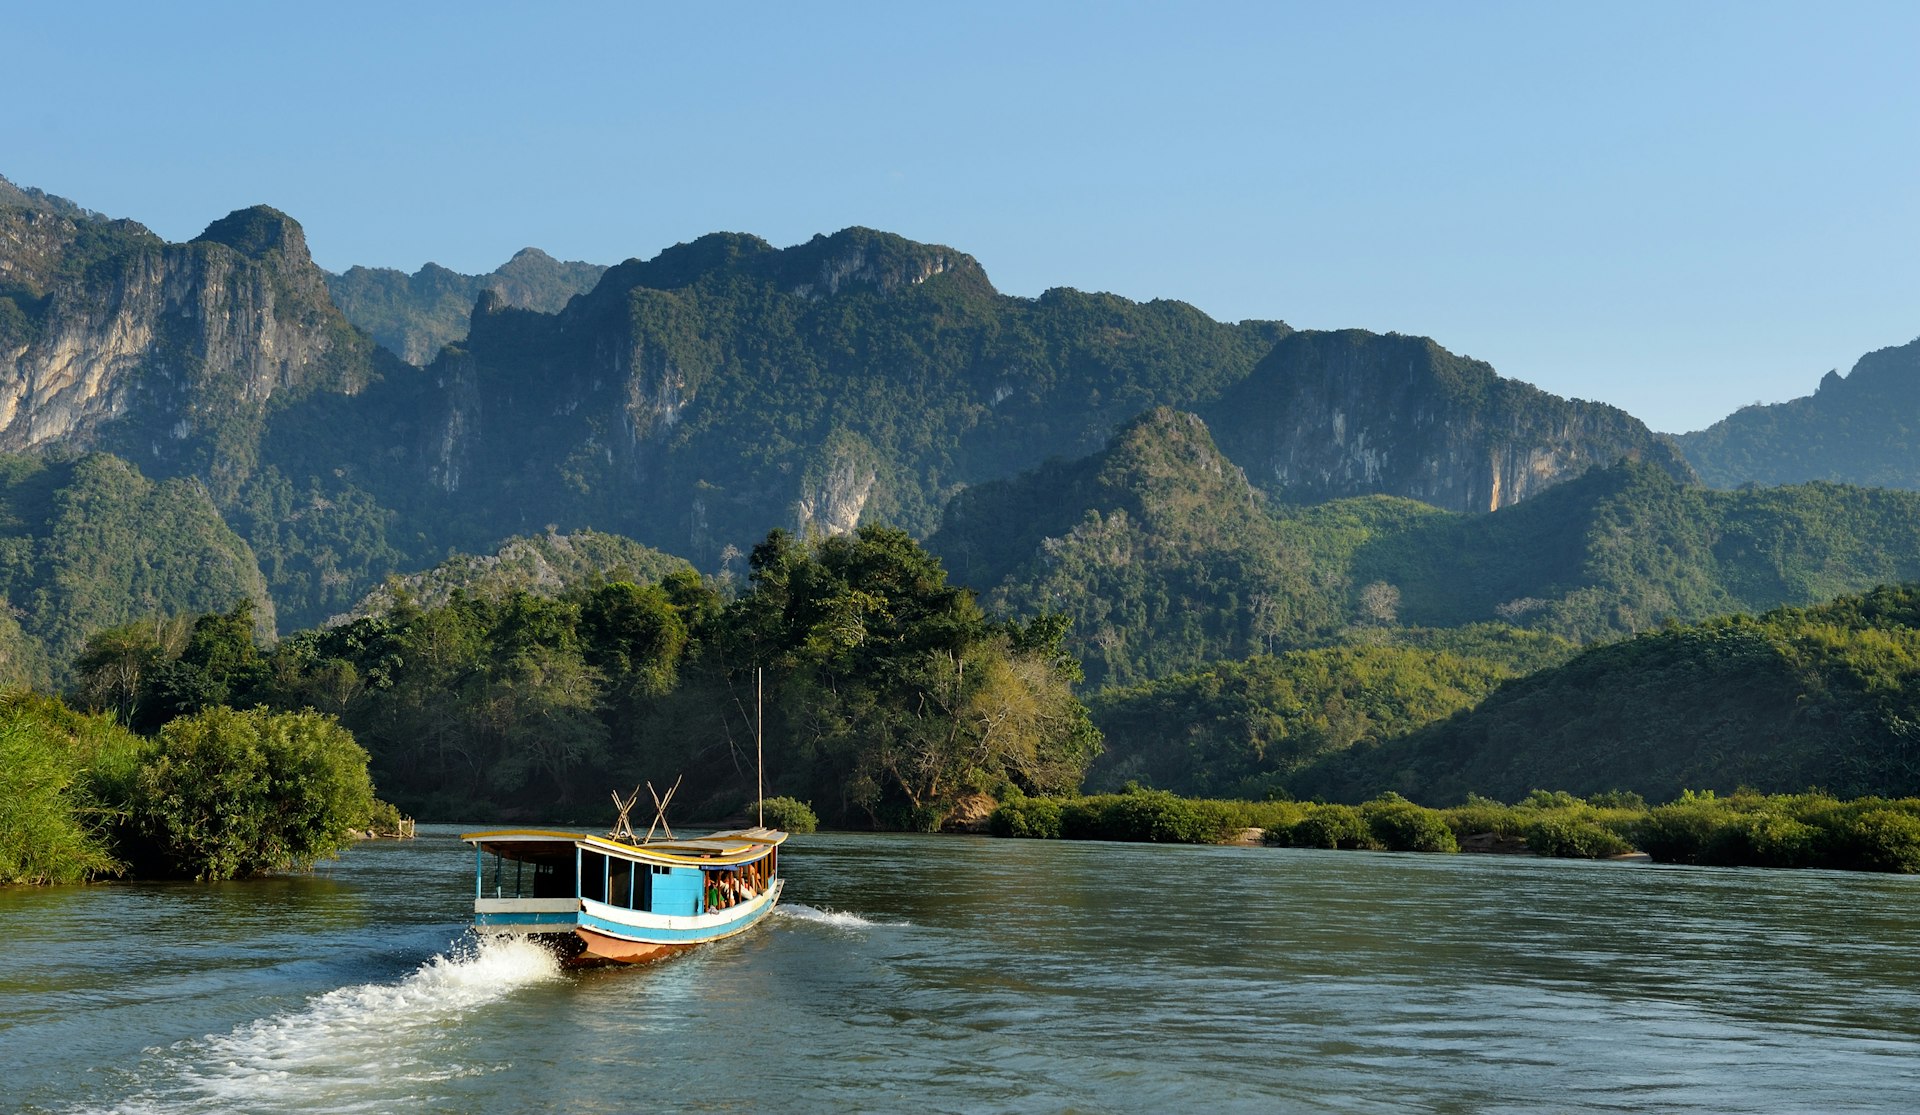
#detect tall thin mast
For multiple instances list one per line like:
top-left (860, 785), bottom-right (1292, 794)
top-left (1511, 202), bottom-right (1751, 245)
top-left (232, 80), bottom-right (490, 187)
top-left (756, 666), bottom-right (764, 828)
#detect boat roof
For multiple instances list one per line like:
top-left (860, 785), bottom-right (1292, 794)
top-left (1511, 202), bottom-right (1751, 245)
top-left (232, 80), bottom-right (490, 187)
top-left (462, 825), bottom-right (788, 867)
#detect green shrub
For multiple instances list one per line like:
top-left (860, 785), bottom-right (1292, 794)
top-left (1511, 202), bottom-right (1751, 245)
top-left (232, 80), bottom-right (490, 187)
top-left (1097, 790), bottom-right (1233, 843)
top-left (364, 799), bottom-right (412, 837)
top-left (1706, 811), bottom-right (1820, 868)
top-left (989, 797), bottom-right (1063, 839)
top-left (0, 697), bottom-right (130, 885)
top-left (1839, 809), bottom-right (1920, 873)
top-left (1524, 816), bottom-right (1635, 858)
top-left (1634, 802), bottom-right (1722, 864)
top-left (131, 706), bottom-right (376, 881)
top-left (758, 796), bottom-right (818, 834)
top-left (1363, 799), bottom-right (1459, 853)
top-left (1441, 794), bottom-right (1525, 840)
top-left (1285, 804), bottom-right (1375, 849)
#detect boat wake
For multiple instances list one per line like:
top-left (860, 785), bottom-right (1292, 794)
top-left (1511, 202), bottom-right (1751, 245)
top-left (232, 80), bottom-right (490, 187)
top-left (778, 903), bottom-right (903, 929)
top-left (89, 933), bottom-right (561, 1115)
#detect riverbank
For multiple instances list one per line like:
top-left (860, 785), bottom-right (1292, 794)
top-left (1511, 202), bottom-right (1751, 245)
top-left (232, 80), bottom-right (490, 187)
top-left (984, 787), bottom-right (1920, 873)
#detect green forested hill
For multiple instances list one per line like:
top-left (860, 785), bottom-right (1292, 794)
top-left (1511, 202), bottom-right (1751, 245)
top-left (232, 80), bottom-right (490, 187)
top-left (1086, 625), bottom-right (1577, 797)
top-left (330, 529), bottom-right (693, 623)
top-left (1348, 463), bottom-right (1920, 641)
top-left (929, 410), bottom-right (1920, 689)
top-left (930, 407), bottom-right (1341, 688)
top-left (0, 453), bottom-right (270, 684)
top-left (1291, 584), bottom-right (1920, 805)
top-left (1675, 336), bottom-right (1920, 490)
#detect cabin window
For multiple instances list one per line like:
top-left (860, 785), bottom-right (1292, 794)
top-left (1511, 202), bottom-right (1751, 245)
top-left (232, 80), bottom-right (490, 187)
top-left (531, 855), bottom-right (573, 898)
top-left (580, 851), bottom-right (608, 903)
top-left (482, 849), bottom-right (576, 898)
top-left (609, 858), bottom-right (639, 909)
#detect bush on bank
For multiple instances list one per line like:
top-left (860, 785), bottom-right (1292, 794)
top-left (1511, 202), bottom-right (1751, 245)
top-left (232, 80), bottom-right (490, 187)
top-left (991, 785), bottom-right (1920, 873)
top-left (1, 692), bottom-right (395, 887)
top-left (757, 796), bottom-right (819, 834)
top-left (131, 706), bottom-right (378, 881)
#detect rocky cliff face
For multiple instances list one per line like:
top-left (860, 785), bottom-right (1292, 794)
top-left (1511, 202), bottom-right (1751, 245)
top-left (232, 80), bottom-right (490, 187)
top-left (1203, 330), bottom-right (1694, 512)
top-left (0, 200), bottom-right (382, 497)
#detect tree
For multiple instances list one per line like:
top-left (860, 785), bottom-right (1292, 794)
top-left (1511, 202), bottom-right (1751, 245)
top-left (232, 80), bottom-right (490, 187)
top-left (130, 706), bottom-right (376, 880)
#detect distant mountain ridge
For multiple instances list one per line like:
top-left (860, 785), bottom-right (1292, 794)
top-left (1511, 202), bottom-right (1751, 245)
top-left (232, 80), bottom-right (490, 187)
top-left (931, 408), bottom-right (1920, 686)
top-left (1674, 336), bottom-right (1920, 491)
top-left (5, 168), bottom-right (1918, 673)
top-left (326, 248), bottom-right (607, 365)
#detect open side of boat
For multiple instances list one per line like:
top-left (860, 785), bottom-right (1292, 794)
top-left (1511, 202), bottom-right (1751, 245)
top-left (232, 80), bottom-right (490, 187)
top-left (462, 826), bottom-right (788, 965)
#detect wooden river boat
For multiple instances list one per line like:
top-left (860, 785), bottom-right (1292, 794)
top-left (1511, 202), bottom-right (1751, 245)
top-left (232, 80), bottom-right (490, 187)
top-left (461, 824), bottom-right (788, 965)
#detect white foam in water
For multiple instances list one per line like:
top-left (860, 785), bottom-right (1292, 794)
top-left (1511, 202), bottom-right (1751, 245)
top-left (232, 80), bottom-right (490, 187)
top-left (103, 933), bottom-right (561, 1115)
top-left (778, 903), bottom-right (900, 928)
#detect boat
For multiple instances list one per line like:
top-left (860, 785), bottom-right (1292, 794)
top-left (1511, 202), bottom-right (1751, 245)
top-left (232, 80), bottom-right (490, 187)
top-left (460, 821), bottom-right (788, 965)
top-left (464, 672), bottom-right (788, 965)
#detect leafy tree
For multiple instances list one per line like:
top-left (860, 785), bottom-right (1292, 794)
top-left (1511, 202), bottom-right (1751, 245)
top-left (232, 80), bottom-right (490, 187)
top-left (129, 706), bottom-right (375, 880)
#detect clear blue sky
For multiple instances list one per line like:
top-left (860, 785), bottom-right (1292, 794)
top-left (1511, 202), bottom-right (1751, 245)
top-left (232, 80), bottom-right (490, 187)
top-left (5, 1), bottom-right (1915, 432)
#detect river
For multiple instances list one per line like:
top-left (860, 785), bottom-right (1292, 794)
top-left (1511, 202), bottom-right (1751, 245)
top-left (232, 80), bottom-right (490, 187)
top-left (4, 827), bottom-right (1919, 1113)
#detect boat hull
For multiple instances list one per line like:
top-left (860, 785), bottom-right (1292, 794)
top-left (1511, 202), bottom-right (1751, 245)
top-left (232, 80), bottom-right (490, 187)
top-left (481, 879), bottom-right (785, 966)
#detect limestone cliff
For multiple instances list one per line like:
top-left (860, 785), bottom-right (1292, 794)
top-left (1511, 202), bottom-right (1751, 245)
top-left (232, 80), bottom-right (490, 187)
top-left (1204, 330), bottom-right (1694, 512)
top-left (0, 199), bottom-right (385, 499)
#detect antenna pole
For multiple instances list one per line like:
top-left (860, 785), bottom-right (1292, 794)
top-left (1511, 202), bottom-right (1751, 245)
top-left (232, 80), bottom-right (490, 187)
top-left (756, 666), bottom-right (764, 827)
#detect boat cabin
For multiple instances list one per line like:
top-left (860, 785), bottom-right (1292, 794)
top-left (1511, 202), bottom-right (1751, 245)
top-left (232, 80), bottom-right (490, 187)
top-left (465, 828), bottom-right (785, 920)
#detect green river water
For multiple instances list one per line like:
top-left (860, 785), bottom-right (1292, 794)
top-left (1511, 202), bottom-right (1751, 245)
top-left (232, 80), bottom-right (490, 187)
top-left (4, 826), bottom-right (1918, 1113)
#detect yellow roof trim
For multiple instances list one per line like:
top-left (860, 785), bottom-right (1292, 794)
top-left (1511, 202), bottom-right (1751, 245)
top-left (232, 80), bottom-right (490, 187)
top-left (462, 827), bottom-right (785, 867)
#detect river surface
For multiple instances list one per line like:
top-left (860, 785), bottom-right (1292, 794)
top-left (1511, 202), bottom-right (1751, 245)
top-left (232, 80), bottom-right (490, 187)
top-left (5, 828), bottom-right (1920, 1113)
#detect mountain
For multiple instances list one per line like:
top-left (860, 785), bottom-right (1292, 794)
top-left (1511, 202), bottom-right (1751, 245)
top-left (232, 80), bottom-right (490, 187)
top-left (1203, 329), bottom-right (1694, 512)
top-left (260, 226), bottom-right (1291, 575)
top-left (1291, 584), bottom-right (1920, 804)
top-left (1674, 336), bottom-right (1920, 490)
top-left (326, 248), bottom-right (607, 365)
top-left (0, 193), bottom-right (393, 502)
top-left (930, 407), bottom-right (1344, 688)
top-left (9, 171), bottom-right (1920, 683)
top-left (931, 410), bottom-right (1920, 686)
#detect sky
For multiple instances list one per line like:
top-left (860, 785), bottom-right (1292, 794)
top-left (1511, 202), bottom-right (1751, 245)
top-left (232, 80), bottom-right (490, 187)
top-left (4, 0), bottom-right (1916, 433)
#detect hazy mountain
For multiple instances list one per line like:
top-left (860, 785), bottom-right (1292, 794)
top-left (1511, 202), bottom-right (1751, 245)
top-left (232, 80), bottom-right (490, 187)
top-left (1674, 336), bottom-right (1920, 490)
top-left (326, 248), bottom-right (607, 365)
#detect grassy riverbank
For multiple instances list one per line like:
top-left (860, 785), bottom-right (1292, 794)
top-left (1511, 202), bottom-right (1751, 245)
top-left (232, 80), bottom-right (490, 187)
top-left (987, 787), bottom-right (1920, 873)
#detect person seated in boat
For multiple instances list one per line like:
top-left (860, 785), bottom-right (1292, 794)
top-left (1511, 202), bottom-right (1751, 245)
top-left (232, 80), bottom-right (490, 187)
top-left (705, 876), bottom-right (723, 912)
